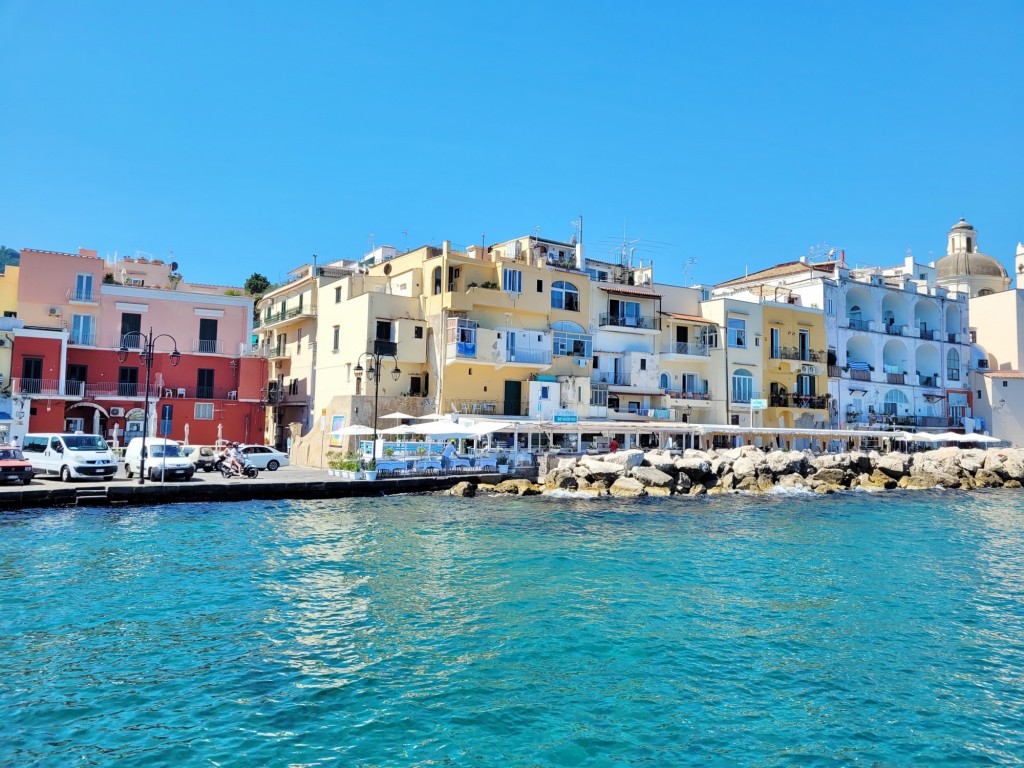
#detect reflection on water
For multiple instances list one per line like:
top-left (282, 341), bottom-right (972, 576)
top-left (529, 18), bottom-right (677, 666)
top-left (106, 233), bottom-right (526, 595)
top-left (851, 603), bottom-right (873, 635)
top-left (1, 490), bottom-right (1024, 765)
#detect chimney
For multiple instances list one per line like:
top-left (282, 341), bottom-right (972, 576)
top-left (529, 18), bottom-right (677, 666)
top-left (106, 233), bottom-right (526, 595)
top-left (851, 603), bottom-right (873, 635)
top-left (442, 240), bottom-right (451, 258)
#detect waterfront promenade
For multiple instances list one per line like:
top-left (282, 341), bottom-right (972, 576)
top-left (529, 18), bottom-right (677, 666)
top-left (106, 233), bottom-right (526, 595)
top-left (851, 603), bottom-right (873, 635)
top-left (0, 465), bottom-right (504, 511)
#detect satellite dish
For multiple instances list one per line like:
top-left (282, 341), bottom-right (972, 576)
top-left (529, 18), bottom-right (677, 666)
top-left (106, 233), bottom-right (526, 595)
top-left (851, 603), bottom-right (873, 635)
top-left (170, 261), bottom-right (179, 272)
top-left (383, 263), bottom-right (392, 275)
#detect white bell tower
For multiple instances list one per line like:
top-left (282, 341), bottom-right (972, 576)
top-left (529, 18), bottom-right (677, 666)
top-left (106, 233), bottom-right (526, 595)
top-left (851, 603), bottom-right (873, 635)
top-left (1016, 242), bottom-right (1024, 290)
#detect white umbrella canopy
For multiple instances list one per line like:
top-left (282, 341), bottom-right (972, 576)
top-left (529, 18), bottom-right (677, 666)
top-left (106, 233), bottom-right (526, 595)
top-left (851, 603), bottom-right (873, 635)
top-left (332, 424), bottom-right (375, 436)
top-left (902, 431), bottom-right (944, 442)
top-left (415, 413), bottom-right (452, 420)
top-left (380, 424), bottom-right (421, 435)
top-left (933, 432), bottom-right (967, 442)
top-left (469, 421), bottom-right (514, 437)
top-left (956, 432), bottom-right (1002, 444)
top-left (417, 420), bottom-right (476, 439)
top-left (380, 411), bottom-right (417, 421)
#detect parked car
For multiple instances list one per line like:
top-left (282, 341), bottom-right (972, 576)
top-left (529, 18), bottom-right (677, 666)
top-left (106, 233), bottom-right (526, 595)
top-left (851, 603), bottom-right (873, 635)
top-left (0, 446), bottom-right (35, 484)
top-left (22, 433), bottom-right (119, 481)
top-left (124, 438), bottom-right (195, 482)
top-left (238, 444), bottom-right (289, 471)
top-left (181, 445), bottom-right (219, 472)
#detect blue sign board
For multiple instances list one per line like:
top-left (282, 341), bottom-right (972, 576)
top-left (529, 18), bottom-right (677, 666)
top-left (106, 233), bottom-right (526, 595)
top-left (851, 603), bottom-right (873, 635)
top-left (553, 410), bottom-right (579, 424)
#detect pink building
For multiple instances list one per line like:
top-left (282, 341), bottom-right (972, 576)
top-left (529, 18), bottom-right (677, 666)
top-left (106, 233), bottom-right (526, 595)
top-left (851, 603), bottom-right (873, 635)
top-left (12, 248), bottom-right (269, 445)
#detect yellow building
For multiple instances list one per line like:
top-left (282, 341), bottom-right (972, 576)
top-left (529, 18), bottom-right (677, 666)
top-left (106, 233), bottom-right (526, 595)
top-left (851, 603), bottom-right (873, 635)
top-left (760, 301), bottom-right (829, 429)
top-left (255, 262), bottom-right (326, 448)
top-left (0, 262), bottom-right (21, 442)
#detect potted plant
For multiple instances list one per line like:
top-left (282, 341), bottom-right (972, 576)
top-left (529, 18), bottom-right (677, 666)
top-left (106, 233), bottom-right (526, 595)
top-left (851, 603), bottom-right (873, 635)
top-left (363, 459), bottom-right (377, 481)
top-left (497, 454), bottom-right (510, 474)
top-left (384, 447), bottom-right (395, 459)
top-left (416, 446), bottom-right (428, 457)
top-left (326, 451), bottom-right (343, 476)
top-left (341, 452), bottom-right (361, 479)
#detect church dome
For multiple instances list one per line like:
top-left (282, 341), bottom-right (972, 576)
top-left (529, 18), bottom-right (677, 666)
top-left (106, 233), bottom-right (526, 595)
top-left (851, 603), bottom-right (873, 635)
top-left (950, 218), bottom-right (974, 231)
top-left (935, 250), bottom-right (1009, 279)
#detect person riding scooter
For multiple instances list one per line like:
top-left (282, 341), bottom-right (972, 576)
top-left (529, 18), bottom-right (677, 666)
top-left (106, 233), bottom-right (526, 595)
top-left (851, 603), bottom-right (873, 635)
top-left (226, 442), bottom-right (245, 476)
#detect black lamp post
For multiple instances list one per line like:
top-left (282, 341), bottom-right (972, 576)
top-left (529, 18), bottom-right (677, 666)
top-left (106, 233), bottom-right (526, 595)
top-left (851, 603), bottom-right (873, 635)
top-left (118, 329), bottom-right (181, 485)
top-left (353, 350), bottom-right (401, 459)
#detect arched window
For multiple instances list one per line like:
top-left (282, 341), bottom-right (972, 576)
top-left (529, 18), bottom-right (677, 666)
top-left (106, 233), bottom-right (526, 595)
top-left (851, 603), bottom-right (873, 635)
top-left (883, 388), bottom-right (909, 416)
top-left (946, 348), bottom-right (961, 381)
top-left (731, 368), bottom-right (754, 403)
top-left (699, 325), bottom-right (718, 348)
top-left (659, 372), bottom-right (671, 390)
top-left (551, 281), bottom-right (580, 311)
top-left (978, 288), bottom-right (995, 297)
top-left (433, 267), bottom-right (442, 296)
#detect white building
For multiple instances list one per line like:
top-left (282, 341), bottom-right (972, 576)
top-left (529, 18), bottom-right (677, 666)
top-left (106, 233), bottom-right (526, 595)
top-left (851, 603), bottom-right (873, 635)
top-left (714, 247), bottom-right (973, 431)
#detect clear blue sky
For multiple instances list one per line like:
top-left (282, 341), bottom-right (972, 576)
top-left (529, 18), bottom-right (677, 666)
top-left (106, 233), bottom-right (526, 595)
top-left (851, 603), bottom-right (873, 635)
top-left (2, 0), bottom-right (1021, 288)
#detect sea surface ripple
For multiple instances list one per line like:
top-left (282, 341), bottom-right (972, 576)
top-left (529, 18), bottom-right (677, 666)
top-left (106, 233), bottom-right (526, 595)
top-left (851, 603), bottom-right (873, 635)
top-left (2, 490), bottom-right (1023, 766)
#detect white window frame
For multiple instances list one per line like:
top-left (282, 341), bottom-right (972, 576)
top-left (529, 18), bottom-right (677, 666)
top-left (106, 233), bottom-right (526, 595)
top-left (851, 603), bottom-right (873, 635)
top-left (194, 403), bottom-right (214, 420)
top-left (502, 268), bottom-right (522, 294)
top-left (728, 318), bottom-right (746, 348)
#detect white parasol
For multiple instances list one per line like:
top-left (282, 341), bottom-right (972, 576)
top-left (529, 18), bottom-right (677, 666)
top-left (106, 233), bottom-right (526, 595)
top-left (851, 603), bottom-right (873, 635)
top-left (380, 424), bottom-right (421, 435)
top-left (380, 411), bottom-right (417, 421)
top-left (331, 424), bottom-right (375, 436)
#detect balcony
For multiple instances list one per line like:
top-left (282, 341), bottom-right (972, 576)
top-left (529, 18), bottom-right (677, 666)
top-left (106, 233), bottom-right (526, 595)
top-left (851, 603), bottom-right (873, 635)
top-left (598, 313), bottom-right (661, 331)
top-left (267, 346), bottom-right (289, 361)
top-left (255, 306), bottom-right (313, 330)
top-left (67, 288), bottom-right (98, 304)
top-left (731, 391), bottom-right (762, 405)
top-left (83, 382), bottom-right (144, 398)
top-left (441, 398), bottom-right (501, 416)
top-left (919, 375), bottom-right (941, 388)
top-left (661, 342), bottom-right (710, 357)
top-left (884, 324), bottom-right (907, 336)
top-left (69, 332), bottom-right (97, 346)
top-left (886, 372), bottom-right (905, 385)
top-left (609, 406), bottom-right (675, 420)
top-left (446, 341), bottom-right (477, 361)
top-left (769, 394), bottom-right (829, 409)
top-left (14, 378), bottom-right (66, 397)
top-left (192, 339), bottom-right (224, 354)
top-left (847, 318), bottom-right (870, 331)
top-left (499, 347), bottom-right (552, 366)
top-left (115, 334), bottom-right (145, 350)
top-left (592, 371), bottom-right (632, 386)
top-left (771, 347), bottom-right (821, 362)
top-left (664, 389), bottom-right (712, 402)
top-left (919, 329), bottom-right (936, 341)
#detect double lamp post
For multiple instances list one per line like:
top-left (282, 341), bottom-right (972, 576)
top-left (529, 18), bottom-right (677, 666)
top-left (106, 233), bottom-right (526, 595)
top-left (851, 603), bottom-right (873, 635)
top-left (118, 329), bottom-right (181, 485)
top-left (353, 341), bottom-right (400, 460)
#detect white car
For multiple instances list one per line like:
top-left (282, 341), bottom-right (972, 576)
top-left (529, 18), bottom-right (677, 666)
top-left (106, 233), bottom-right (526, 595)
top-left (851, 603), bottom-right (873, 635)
top-left (238, 444), bottom-right (290, 471)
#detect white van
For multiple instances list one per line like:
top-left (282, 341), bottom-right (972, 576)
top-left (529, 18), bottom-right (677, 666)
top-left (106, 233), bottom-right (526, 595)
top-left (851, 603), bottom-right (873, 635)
top-left (22, 433), bottom-right (119, 482)
top-left (124, 437), bottom-right (195, 482)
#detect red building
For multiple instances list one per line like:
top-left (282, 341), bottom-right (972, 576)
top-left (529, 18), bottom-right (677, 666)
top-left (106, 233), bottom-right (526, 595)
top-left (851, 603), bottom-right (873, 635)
top-left (12, 248), bottom-right (268, 445)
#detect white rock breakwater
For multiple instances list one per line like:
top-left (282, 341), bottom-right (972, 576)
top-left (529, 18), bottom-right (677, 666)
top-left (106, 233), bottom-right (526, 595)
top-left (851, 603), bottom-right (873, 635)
top-left (449, 445), bottom-right (1024, 497)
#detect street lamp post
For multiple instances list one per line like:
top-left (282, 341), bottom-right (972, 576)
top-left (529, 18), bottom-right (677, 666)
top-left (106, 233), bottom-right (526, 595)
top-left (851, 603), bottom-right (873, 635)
top-left (118, 328), bottom-right (181, 485)
top-left (353, 349), bottom-right (401, 460)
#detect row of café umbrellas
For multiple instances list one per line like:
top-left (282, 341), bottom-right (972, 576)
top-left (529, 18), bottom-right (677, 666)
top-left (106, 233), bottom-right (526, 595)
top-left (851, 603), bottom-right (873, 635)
top-left (890, 431), bottom-right (1002, 444)
top-left (331, 412), bottom-right (509, 441)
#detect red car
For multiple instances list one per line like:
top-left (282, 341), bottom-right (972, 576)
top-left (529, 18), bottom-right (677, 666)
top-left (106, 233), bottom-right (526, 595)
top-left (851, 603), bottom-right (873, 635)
top-left (0, 446), bottom-right (34, 485)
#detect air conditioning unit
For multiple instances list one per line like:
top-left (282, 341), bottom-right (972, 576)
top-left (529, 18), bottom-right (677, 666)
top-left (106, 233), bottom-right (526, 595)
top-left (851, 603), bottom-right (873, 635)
top-left (109, 407), bottom-right (125, 417)
top-left (48, 307), bottom-right (62, 316)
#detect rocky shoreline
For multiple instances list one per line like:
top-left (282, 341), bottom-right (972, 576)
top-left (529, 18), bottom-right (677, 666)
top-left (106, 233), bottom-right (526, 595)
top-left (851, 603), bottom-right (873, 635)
top-left (449, 445), bottom-right (1024, 497)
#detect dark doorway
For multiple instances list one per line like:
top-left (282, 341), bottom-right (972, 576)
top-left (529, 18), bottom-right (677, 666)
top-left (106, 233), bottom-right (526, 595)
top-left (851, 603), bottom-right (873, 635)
top-left (503, 380), bottom-right (522, 416)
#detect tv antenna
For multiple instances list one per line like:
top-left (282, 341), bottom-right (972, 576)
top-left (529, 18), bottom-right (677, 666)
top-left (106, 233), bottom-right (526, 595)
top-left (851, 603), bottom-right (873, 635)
top-left (681, 257), bottom-right (698, 286)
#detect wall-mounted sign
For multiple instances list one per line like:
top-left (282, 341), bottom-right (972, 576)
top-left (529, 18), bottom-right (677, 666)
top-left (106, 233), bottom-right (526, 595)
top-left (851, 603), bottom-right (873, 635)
top-left (750, 399), bottom-right (768, 411)
top-left (553, 409), bottom-right (579, 423)
top-left (125, 408), bottom-right (146, 421)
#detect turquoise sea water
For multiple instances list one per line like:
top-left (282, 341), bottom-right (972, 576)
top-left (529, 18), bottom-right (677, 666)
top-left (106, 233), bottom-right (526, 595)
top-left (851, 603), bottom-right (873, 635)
top-left (2, 490), bottom-right (1024, 767)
